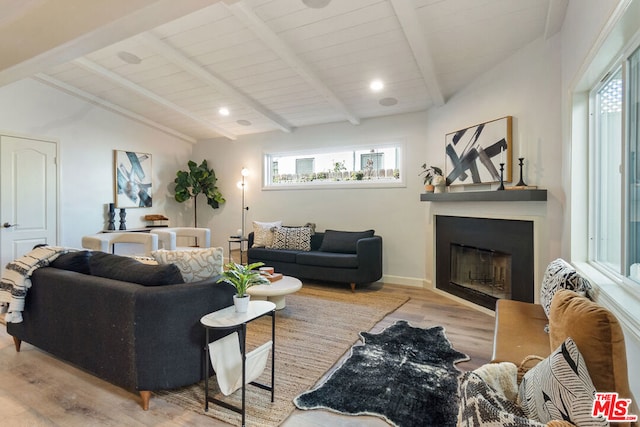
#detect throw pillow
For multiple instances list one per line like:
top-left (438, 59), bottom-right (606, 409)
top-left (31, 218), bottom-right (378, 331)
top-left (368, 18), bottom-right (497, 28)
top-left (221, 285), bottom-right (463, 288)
top-left (319, 229), bottom-right (375, 254)
top-left (517, 337), bottom-right (607, 426)
top-left (152, 247), bottom-right (224, 283)
top-left (540, 258), bottom-right (592, 319)
top-left (268, 226), bottom-right (312, 251)
top-left (252, 220), bottom-right (282, 247)
top-left (282, 222), bottom-right (316, 235)
top-left (89, 252), bottom-right (184, 286)
top-left (458, 371), bottom-right (546, 427)
top-left (549, 289), bottom-right (633, 400)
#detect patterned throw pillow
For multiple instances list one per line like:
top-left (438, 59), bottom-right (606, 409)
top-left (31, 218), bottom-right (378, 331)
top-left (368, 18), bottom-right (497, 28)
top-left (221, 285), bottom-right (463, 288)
top-left (458, 371), bottom-right (546, 427)
top-left (517, 338), bottom-right (607, 426)
top-left (268, 226), bottom-right (312, 251)
top-left (540, 259), bottom-right (592, 318)
top-left (252, 220), bottom-right (282, 247)
top-left (152, 247), bottom-right (224, 283)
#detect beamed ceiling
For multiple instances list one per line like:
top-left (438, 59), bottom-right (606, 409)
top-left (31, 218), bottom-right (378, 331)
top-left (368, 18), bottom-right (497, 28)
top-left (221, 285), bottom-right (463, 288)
top-left (0, 0), bottom-right (568, 143)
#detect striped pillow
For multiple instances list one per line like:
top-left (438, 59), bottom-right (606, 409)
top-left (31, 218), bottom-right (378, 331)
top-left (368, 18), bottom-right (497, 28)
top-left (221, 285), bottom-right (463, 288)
top-left (517, 338), bottom-right (607, 426)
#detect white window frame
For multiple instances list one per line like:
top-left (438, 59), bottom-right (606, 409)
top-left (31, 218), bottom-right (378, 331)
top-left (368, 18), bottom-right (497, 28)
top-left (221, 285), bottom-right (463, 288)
top-left (262, 141), bottom-right (406, 190)
top-left (571, 0), bottom-right (640, 359)
top-left (588, 66), bottom-right (624, 278)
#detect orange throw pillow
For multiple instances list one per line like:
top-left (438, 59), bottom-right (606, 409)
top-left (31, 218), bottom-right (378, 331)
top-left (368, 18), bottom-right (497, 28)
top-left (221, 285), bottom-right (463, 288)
top-left (548, 289), bottom-right (632, 401)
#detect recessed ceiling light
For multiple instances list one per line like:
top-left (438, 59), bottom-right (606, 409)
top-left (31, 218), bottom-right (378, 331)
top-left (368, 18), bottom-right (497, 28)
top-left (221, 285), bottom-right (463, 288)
top-left (302, 0), bottom-right (331, 8)
top-left (218, 107), bottom-right (230, 116)
top-left (379, 97), bottom-right (398, 106)
top-left (117, 51), bottom-right (141, 65)
top-left (237, 119), bottom-right (252, 126)
top-left (370, 79), bottom-right (384, 92)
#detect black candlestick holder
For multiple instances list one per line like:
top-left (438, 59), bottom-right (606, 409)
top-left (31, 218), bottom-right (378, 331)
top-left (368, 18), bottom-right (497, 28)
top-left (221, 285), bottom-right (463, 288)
top-left (497, 163), bottom-right (505, 191)
top-left (516, 157), bottom-right (527, 187)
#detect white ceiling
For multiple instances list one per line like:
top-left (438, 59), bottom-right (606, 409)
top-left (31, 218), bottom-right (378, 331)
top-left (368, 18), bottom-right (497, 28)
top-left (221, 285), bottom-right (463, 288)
top-left (0, 0), bottom-right (568, 143)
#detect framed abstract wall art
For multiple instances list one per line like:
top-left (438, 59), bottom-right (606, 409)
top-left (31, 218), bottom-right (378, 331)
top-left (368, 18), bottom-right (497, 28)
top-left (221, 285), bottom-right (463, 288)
top-left (444, 116), bottom-right (512, 186)
top-left (114, 150), bottom-right (152, 208)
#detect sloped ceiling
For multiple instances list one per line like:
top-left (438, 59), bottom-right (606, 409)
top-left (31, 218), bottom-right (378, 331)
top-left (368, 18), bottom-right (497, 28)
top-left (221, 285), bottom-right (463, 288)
top-left (0, 0), bottom-right (568, 143)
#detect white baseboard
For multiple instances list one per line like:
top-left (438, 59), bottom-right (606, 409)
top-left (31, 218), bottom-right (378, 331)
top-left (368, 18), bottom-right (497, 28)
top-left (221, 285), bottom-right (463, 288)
top-left (381, 274), bottom-right (426, 288)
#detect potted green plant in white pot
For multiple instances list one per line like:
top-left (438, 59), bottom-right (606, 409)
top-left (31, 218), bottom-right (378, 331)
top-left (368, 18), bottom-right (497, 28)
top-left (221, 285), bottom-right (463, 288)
top-left (217, 262), bottom-right (270, 312)
top-left (419, 164), bottom-right (444, 193)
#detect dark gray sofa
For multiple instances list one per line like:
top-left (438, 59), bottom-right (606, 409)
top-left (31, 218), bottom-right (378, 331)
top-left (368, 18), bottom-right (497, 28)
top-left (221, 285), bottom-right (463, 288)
top-left (247, 229), bottom-right (383, 291)
top-left (6, 250), bottom-right (235, 410)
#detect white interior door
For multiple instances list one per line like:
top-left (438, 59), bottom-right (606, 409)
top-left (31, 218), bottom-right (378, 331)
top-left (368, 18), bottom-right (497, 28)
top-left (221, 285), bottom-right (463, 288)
top-left (1, 135), bottom-right (58, 268)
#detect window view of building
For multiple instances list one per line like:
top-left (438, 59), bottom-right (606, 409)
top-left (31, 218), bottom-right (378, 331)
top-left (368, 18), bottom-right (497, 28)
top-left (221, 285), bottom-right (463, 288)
top-left (264, 144), bottom-right (402, 187)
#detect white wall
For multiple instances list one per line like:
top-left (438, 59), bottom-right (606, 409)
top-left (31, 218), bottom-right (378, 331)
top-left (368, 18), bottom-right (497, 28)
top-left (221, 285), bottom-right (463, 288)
top-left (0, 78), bottom-right (194, 249)
top-left (191, 34), bottom-right (563, 287)
top-left (422, 35), bottom-right (563, 289)
top-left (192, 111), bottom-right (429, 285)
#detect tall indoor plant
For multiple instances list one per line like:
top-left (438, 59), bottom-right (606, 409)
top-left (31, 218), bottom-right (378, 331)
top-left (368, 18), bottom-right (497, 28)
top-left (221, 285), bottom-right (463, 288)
top-left (217, 262), bottom-right (270, 312)
top-left (174, 160), bottom-right (225, 227)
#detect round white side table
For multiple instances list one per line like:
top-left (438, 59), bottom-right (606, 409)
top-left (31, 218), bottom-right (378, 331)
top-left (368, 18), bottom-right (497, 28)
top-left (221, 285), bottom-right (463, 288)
top-left (247, 276), bottom-right (302, 309)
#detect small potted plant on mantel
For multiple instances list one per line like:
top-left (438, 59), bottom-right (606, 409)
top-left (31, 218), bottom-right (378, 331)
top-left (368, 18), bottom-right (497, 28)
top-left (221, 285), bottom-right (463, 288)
top-left (419, 164), bottom-right (444, 193)
top-left (217, 262), bottom-right (270, 312)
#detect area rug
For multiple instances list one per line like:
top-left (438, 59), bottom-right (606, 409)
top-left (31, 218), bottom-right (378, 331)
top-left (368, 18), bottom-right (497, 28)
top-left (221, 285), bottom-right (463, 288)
top-left (154, 283), bottom-right (408, 426)
top-left (294, 320), bottom-right (469, 427)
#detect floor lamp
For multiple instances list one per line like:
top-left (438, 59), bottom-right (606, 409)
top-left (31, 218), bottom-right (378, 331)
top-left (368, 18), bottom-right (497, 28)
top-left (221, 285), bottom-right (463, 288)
top-left (240, 168), bottom-right (249, 238)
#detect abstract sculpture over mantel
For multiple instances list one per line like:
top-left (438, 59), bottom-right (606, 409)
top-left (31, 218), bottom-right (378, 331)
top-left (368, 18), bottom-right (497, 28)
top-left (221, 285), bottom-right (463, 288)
top-left (445, 116), bottom-right (512, 186)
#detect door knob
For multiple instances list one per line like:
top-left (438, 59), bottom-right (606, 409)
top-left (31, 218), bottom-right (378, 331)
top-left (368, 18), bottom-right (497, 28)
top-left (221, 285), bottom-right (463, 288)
top-left (2, 222), bottom-right (17, 228)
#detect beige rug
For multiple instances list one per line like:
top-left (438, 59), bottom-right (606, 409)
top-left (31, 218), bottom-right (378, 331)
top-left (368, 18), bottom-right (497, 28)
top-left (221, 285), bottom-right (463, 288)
top-left (155, 283), bottom-right (409, 426)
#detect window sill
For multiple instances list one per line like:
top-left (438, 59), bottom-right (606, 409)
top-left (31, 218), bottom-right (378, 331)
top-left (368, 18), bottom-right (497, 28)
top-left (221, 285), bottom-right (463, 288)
top-left (574, 261), bottom-right (640, 341)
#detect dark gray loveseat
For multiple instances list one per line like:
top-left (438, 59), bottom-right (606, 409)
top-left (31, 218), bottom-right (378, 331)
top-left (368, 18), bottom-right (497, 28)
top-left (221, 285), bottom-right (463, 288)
top-left (247, 229), bottom-right (383, 291)
top-left (6, 251), bottom-right (235, 410)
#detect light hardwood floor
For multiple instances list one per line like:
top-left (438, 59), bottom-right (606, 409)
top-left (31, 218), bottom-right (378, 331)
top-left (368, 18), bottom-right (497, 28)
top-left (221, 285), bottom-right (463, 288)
top-left (0, 283), bottom-right (494, 426)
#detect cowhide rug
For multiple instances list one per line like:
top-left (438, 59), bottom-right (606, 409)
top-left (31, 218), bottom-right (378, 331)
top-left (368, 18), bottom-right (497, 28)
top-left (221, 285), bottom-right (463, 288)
top-left (294, 320), bottom-right (469, 427)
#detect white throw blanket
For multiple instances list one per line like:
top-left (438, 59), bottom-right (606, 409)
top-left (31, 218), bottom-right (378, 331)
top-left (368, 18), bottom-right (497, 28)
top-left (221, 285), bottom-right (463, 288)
top-left (0, 246), bottom-right (68, 323)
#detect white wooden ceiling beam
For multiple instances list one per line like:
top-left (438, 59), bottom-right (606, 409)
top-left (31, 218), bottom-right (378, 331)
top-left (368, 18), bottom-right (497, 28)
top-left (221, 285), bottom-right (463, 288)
top-left (0, 0), bottom-right (221, 87)
top-left (73, 57), bottom-right (236, 140)
top-left (544, 0), bottom-right (569, 40)
top-left (390, 0), bottom-right (445, 107)
top-left (34, 73), bottom-right (197, 144)
top-left (226, 1), bottom-right (361, 126)
top-left (138, 32), bottom-right (293, 133)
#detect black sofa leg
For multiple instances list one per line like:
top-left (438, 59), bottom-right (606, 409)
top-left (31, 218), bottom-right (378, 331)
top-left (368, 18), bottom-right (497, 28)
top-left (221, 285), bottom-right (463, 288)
top-left (350, 283), bottom-right (356, 292)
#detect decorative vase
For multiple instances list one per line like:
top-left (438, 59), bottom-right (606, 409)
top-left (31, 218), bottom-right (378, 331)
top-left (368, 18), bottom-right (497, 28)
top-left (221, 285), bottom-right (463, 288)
top-left (119, 208), bottom-right (127, 230)
top-left (107, 203), bottom-right (116, 230)
top-left (233, 294), bottom-right (250, 313)
top-left (432, 175), bottom-right (446, 193)
top-left (425, 184), bottom-right (435, 193)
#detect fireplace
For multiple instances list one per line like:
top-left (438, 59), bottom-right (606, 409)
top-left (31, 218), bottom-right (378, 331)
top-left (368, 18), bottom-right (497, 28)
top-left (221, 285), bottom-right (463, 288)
top-left (435, 215), bottom-right (534, 310)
